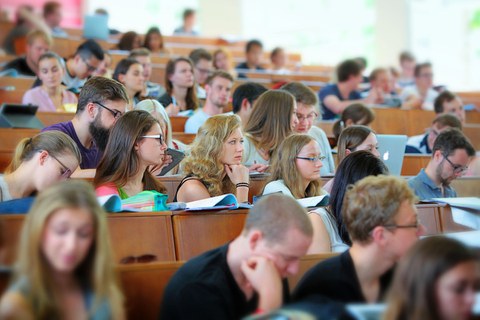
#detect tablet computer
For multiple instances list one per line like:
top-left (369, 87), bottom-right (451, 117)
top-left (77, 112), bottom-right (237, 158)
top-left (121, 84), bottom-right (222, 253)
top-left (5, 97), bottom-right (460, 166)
top-left (159, 148), bottom-right (185, 176)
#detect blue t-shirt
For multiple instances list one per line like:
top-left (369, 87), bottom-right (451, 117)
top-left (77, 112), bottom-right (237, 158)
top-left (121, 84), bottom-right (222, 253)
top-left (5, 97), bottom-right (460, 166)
top-left (318, 84), bottom-right (361, 120)
top-left (42, 121), bottom-right (102, 169)
top-left (408, 169), bottom-right (457, 200)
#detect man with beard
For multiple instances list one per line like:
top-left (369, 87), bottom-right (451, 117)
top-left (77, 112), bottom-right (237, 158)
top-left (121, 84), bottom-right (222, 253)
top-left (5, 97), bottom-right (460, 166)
top-left (42, 76), bottom-right (129, 169)
top-left (185, 70), bottom-right (233, 133)
top-left (408, 128), bottom-right (475, 200)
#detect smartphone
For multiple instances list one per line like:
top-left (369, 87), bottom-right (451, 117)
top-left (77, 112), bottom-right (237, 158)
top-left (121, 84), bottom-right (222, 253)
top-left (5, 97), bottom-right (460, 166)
top-left (159, 148), bottom-right (185, 176)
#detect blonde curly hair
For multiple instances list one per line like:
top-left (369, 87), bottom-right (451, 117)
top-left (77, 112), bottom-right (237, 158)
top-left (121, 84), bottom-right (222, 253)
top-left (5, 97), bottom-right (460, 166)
top-left (182, 114), bottom-right (241, 196)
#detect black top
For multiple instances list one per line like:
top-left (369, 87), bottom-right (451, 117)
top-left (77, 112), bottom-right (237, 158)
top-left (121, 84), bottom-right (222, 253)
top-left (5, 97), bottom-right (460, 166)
top-left (172, 175), bottom-right (208, 202)
top-left (158, 93), bottom-right (173, 108)
top-left (235, 62), bottom-right (265, 79)
top-left (160, 244), bottom-right (289, 320)
top-left (2, 57), bottom-right (35, 77)
top-left (292, 250), bottom-right (393, 303)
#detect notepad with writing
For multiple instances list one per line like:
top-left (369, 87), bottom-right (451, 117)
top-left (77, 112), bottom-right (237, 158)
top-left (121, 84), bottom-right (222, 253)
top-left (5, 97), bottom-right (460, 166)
top-left (185, 193), bottom-right (239, 211)
top-left (297, 195), bottom-right (330, 208)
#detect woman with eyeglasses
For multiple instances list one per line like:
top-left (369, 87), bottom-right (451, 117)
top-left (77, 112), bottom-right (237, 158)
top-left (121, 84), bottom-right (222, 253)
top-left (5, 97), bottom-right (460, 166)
top-left (384, 237), bottom-right (479, 320)
top-left (262, 134), bottom-right (325, 199)
top-left (113, 58), bottom-right (145, 107)
top-left (0, 180), bottom-right (124, 319)
top-left (0, 131), bottom-right (81, 202)
top-left (174, 114), bottom-right (250, 203)
top-left (94, 110), bottom-right (167, 199)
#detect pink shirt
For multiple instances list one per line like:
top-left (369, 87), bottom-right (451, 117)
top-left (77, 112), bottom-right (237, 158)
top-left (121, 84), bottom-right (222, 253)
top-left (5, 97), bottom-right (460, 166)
top-left (22, 86), bottom-right (77, 112)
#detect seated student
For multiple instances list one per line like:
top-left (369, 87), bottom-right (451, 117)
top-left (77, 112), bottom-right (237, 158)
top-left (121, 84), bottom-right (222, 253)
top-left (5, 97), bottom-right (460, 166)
top-left (2, 29), bottom-right (51, 77)
top-left (174, 114), bottom-right (249, 203)
top-left (319, 59), bottom-right (381, 120)
top-left (384, 237), bottom-right (479, 320)
top-left (92, 51), bottom-right (113, 78)
top-left (0, 180), bottom-right (124, 319)
top-left (263, 134), bottom-right (325, 198)
top-left (185, 71), bottom-right (234, 133)
top-left (160, 194), bottom-right (313, 319)
top-left (158, 57), bottom-right (198, 116)
top-left (144, 27), bottom-right (170, 55)
top-left (213, 47), bottom-right (237, 78)
top-left (397, 51), bottom-right (416, 88)
top-left (243, 90), bottom-right (298, 172)
top-left (129, 48), bottom-right (167, 99)
top-left (231, 82), bottom-right (267, 126)
top-left (408, 129), bottom-right (475, 200)
top-left (282, 82), bottom-right (335, 175)
top-left (116, 31), bottom-right (142, 51)
top-left (112, 58), bottom-right (145, 107)
top-left (434, 90), bottom-right (466, 124)
top-left (94, 110), bottom-right (168, 199)
top-left (270, 47), bottom-right (290, 74)
top-left (43, 76), bottom-right (129, 169)
top-left (294, 175), bottom-right (424, 304)
top-left (400, 62), bottom-right (439, 110)
top-left (0, 131), bottom-right (80, 202)
top-left (189, 48), bottom-right (213, 99)
top-left (362, 68), bottom-right (402, 107)
top-left (22, 52), bottom-right (77, 112)
top-left (43, 1), bottom-right (68, 37)
top-left (332, 103), bottom-right (375, 142)
top-left (173, 8), bottom-right (199, 36)
top-left (406, 114), bottom-right (462, 154)
top-left (236, 39), bottom-right (265, 78)
top-left (308, 151), bottom-right (388, 254)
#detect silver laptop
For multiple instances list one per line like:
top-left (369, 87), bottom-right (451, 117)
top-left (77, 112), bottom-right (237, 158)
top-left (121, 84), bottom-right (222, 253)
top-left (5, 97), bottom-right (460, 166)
top-left (83, 15), bottom-right (109, 40)
top-left (376, 134), bottom-right (408, 176)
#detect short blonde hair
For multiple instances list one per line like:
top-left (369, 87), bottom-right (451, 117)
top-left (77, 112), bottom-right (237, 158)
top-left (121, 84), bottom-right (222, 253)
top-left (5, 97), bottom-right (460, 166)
top-left (343, 175), bottom-right (417, 243)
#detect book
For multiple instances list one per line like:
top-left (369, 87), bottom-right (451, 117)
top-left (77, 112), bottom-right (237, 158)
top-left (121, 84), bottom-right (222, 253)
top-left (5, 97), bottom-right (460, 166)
top-left (423, 197), bottom-right (480, 230)
top-left (98, 191), bottom-right (169, 212)
top-left (185, 193), bottom-right (242, 211)
top-left (297, 194), bottom-right (330, 208)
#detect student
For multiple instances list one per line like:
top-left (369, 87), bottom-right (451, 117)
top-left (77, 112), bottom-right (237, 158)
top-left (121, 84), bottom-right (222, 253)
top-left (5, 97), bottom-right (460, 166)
top-left (282, 82), bottom-right (335, 175)
top-left (112, 58), bottom-right (145, 107)
top-left (308, 151), bottom-right (388, 254)
top-left (0, 180), bottom-right (124, 319)
top-left (384, 237), bottom-right (479, 320)
top-left (231, 82), bottom-right (267, 126)
top-left (0, 131), bottom-right (80, 202)
top-left (42, 76), bottom-right (129, 169)
top-left (185, 70), bottom-right (234, 133)
top-left (263, 134), bottom-right (325, 198)
top-left (400, 62), bottom-right (438, 110)
top-left (408, 129), bottom-right (475, 200)
top-left (116, 31), bottom-right (142, 51)
top-left (22, 52), bottom-right (77, 112)
top-left (158, 57), bottom-right (198, 116)
top-left (144, 27), bottom-right (169, 55)
top-left (397, 51), bottom-right (416, 88)
top-left (160, 194), bottom-right (313, 319)
top-left (270, 47), bottom-right (289, 74)
top-left (236, 39), bottom-right (265, 78)
top-left (294, 175), bottom-right (424, 304)
top-left (173, 8), bottom-right (199, 36)
top-left (129, 48), bottom-right (166, 99)
top-left (213, 47), bottom-right (237, 78)
top-left (174, 114), bottom-right (249, 203)
top-left (332, 103), bottom-right (375, 142)
top-left (94, 110), bottom-right (168, 199)
top-left (92, 51), bottom-right (113, 78)
top-left (363, 68), bottom-right (402, 107)
top-left (243, 90), bottom-right (298, 172)
top-left (434, 90), bottom-right (466, 124)
top-left (189, 48), bottom-right (213, 99)
top-left (43, 1), bottom-right (67, 37)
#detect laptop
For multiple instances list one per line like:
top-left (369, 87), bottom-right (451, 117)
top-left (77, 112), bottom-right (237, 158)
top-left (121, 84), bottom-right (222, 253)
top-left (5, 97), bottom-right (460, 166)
top-left (376, 134), bottom-right (408, 176)
top-left (83, 15), bottom-right (109, 40)
top-left (0, 104), bottom-right (44, 129)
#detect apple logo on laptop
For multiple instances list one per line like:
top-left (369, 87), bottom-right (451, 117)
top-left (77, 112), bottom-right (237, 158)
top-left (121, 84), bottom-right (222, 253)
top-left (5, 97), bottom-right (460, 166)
top-left (383, 151), bottom-right (389, 161)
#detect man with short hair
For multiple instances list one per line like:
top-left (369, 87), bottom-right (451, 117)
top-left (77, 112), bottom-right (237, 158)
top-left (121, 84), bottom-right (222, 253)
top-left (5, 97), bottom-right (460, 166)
top-left (232, 82), bottom-right (267, 126)
top-left (434, 90), bottom-right (466, 124)
top-left (129, 48), bottom-right (166, 99)
top-left (363, 68), bottom-right (402, 107)
top-left (400, 62), bottom-right (438, 110)
top-left (408, 129), bottom-right (475, 200)
top-left (236, 39), bottom-right (265, 78)
top-left (43, 1), bottom-right (67, 37)
top-left (319, 59), bottom-right (381, 120)
top-left (2, 29), bottom-right (51, 77)
top-left (189, 48), bottom-right (213, 99)
top-left (294, 175), bottom-right (424, 303)
top-left (160, 194), bottom-right (313, 319)
top-left (397, 51), bottom-right (416, 88)
top-left (173, 8), bottom-right (199, 36)
top-left (42, 77), bottom-right (129, 169)
top-left (406, 114), bottom-right (462, 154)
top-left (282, 82), bottom-right (335, 175)
top-left (185, 70), bottom-right (233, 133)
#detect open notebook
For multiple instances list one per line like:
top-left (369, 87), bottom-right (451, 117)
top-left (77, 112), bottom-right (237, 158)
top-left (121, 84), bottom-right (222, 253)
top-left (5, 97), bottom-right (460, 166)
top-left (184, 194), bottom-right (252, 211)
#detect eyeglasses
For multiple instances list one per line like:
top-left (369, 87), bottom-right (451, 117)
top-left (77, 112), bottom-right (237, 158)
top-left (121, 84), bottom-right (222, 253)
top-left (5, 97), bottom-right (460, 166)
top-left (49, 153), bottom-right (72, 179)
top-left (141, 134), bottom-right (165, 146)
top-left (383, 221), bottom-right (420, 230)
top-left (296, 112), bottom-right (318, 122)
top-left (443, 155), bottom-right (468, 174)
top-left (93, 101), bottom-right (123, 119)
top-left (82, 58), bottom-right (97, 72)
top-left (120, 254), bottom-right (157, 264)
top-left (296, 155), bottom-right (326, 163)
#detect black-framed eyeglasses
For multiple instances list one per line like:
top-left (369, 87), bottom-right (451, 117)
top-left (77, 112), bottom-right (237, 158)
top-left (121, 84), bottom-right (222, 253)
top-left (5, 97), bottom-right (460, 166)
top-left (93, 101), bottom-right (123, 119)
top-left (296, 155), bottom-right (326, 163)
top-left (49, 153), bottom-right (72, 179)
top-left (443, 155), bottom-right (468, 174)
top-left (141, 134), bottom-right (165, 146)
top-left (383, 221), bottom-right (420, 230)
top-left (82, 58), bottom-right (97, 72)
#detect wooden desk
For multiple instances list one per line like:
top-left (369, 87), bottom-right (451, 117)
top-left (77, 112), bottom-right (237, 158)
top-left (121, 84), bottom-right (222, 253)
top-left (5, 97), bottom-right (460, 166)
top-left (0, 128), bottom-right (41, 172)
top-left (37, 112), bottom-right (74, 126)
top-left (170, 116), bottom-right (188, 132)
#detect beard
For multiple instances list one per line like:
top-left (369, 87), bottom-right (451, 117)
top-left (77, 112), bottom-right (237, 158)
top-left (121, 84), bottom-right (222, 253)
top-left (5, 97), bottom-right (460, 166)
top-left (436, 161), bottom-right (452, 187)
top-left (88, 116), bottom-right (110, 152)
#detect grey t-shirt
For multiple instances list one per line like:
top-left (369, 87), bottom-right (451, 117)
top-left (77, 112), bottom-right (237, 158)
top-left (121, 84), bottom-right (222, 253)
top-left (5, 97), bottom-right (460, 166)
top-left (0, 174), bottom-right (13, 202)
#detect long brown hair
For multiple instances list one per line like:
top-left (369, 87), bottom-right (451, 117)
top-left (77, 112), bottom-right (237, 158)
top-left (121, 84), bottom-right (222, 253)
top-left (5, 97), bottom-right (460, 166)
top-left (337, 125), bottom-right (375, 164)
top-left (94, 110), bottom-right (166, 193)
top-left (165, 57), bottom-right (198, 111)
